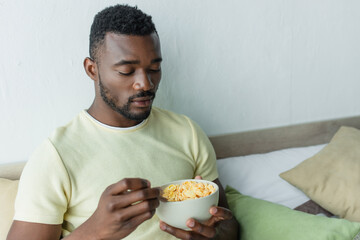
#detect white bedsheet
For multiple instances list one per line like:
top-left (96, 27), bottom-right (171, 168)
top-left (217, 144), bottom-right (326, 209)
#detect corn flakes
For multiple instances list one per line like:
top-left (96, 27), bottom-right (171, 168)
top-left (162, 181), bottom-right (215, 202)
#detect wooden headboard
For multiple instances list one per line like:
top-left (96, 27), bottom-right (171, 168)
top-left (209, 115), bottom-right (360, 159)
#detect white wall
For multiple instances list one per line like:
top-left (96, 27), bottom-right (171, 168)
top-left (1, 0), bottom-right (360, 164)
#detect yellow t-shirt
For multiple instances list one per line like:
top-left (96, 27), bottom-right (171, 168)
top-left (14, 107), bottom-right (218, 239)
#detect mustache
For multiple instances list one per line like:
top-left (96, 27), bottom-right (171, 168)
top-left (129, 91), bottom-right (156, 101)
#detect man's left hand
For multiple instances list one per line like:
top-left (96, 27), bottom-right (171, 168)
top-left (159, 205), bottom-right (233, 239)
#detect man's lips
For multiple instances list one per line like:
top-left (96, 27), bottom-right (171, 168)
top-left (131, 97), bottom-right (154, 107)
top-left (132, 96), bottom-right (153, 102)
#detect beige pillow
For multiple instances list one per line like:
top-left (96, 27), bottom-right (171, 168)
top-left (0, 178), bottom-right (18, 239)
top-left (280, 126), bottom-right (360, 222)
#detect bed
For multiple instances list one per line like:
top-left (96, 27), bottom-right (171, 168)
top-left (1, 115), bottom-right (360, 239)
top-left (210, 115), bottom-right (360, 240)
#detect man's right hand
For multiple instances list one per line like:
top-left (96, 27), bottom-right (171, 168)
top-left (7, 178), bottom-right (159, 240)
top-left (65, 178), bottom-right (160, 240)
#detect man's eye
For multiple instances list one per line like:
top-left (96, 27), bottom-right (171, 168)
top-left (149, 68), bottom-right (161, 73)
top-left (118, 71), bottom-right (134, 76)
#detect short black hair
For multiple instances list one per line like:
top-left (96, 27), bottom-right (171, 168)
top-left (89, 4), bottom-right (157, 60)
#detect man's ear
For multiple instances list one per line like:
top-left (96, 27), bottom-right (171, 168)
top-left (83, 57), bottom-right (98, 81)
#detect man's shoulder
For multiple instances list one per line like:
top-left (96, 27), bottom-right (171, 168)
top-left (48, 110), bottom-right (87, 143)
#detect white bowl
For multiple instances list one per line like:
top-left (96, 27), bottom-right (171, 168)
top-left (156, 179), bottom-right (219, 230)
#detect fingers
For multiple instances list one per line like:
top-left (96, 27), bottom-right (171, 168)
top-left (114, 198), bottom-right (160, 222)
top-left (186, 218), bottom-right (216, 238)
top-left (206, 206), bottom-right (233, 226)
top-left (123, 209), bottom-right (157, 231)
top-left (159, 207), bottom-right (232, 239)
top-left (210, 206), bottom-right (233, 219)
top-left (160, 221), bottom-right (209, 240)
top-left (106, 178), bottom-right (150, 195)
top-left (194, 175), bottom-right (202, 180)
top-left (108, 187), bottom-right (160, 210)
top-left (87, 179), bottom-right (159, 239)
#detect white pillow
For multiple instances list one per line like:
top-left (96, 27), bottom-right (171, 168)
top-left (217, 144), bottom-right (325, 209)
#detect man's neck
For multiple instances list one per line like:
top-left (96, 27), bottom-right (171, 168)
top-left (87, 102), bottom-right (142, 128)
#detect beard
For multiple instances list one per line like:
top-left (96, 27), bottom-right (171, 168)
top-left (98, 75), bottom-right (155, 121)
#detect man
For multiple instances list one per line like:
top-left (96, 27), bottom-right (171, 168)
top-left (7, 4), bottom-right (239, 240)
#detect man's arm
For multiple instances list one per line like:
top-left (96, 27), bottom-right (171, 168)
top-left (7, 178), bottom-right (160, 240)
top-left (160, 178), bottom-right (239, 240)
top-left (7, 221), bottom-right (62, 240)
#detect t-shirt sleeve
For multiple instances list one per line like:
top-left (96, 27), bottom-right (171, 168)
top-left (186, 117), bottom-right (219, 181)
top-left (14, 139), bottom-right (71, 224)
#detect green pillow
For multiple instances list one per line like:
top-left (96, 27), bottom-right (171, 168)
top-left (225, 186), bottom-right (360, 240)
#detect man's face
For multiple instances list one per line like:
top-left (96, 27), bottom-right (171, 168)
top-left (96, 32), bottom-right (162, 121)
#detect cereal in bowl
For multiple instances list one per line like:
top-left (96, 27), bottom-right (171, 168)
top-left (162, 181), bottom-right (215, 202)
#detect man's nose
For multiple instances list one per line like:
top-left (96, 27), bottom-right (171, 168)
top-left (133, 70), bottom-right (154, 91)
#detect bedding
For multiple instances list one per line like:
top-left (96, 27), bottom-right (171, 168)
top-left (280, 126), bottom-right (360, 222)
top-left (216, 125), bottom-right (360, 240)
top-left (226, 186), bottom-right (360, 240)
top-left (217, 144), bottom-right (326, 209)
